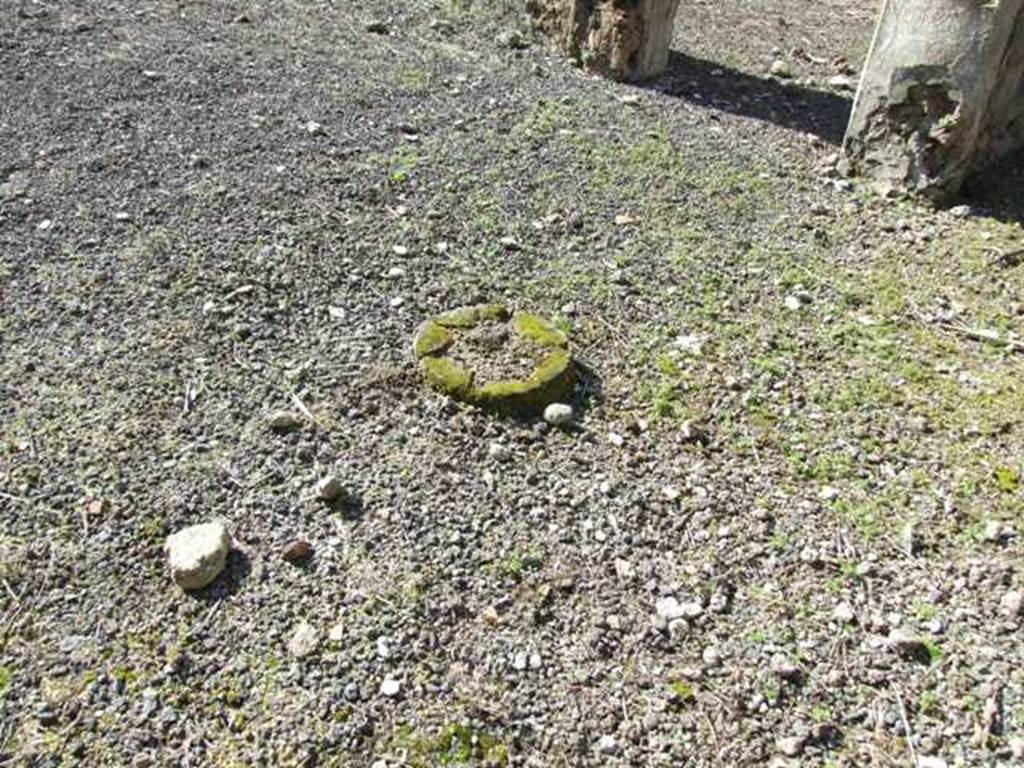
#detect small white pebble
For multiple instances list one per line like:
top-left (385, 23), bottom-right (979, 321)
top-left (833, 602), bottom-right (856, 624)
top-left (597, 735), bottom-right (619, 755)
top-left (1001, 589), bottom-right (1023, 617)
top-left (487, 443), bottom-right (511, 461)
top-left (543, 403), bottom-right (574, 426)
top-left (777, 735), bottom-right (805, 757)
top-left (315, 476), bottom-right (344, 501)
top-left (819, 485), bottom-right (839, 501)
top-left (701, 646), bottom-right (721, 666)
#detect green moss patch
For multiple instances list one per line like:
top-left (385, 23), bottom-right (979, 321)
top-left (422, 356), bottom-right (472, 396)
top-left (413, 320), bottom-right (452, 358)
top-left (414, 304), bottom-right (574, 415)
top-left (513, 312), bottom-right (569, 348)
top-left (435, 303), bottom-right (510, 328)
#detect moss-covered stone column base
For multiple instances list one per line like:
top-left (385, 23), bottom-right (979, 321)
top-left (413, 304), bottom-right (575, 416)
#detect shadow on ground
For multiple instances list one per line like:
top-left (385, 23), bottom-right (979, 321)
top-left (961, 147), bottom-right (1024, 224)
top-left (644, 52), bottom-right (854, 145)
top-left (647, 53), bottom-right (1024, 221)
top-left (190, 548), bottom-right (252, 603)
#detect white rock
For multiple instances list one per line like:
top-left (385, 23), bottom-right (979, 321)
top-left (597, 735), bottom-right (619, 755)
top-left (614, 558), bottom-right (634, 579)
top-left (543, 403), bottom-right (574, 425)
top-left (777, 735), bottom-right (805, 757)
top-left (1000, 589), bottom-right (1023, 617)
top-left (701, 646), bottom-right (722, 666)
top-left (916, 757), bottom-right (948, 768)
top-left (673, 333), bottom-right (705, 355)
top-left (888, 629), bottom-right (928, 658)
top-left (770, 59), bottom-right (793, 78)
top-left (287, 622), bottom-right (320, 657)
top-left (385, 266), bottom-right (406, 278)
top-left (316, 475), bottom-right (344, 501)
top-left (680, 601), bottom-right (704, 619)
top-left (828, 74), bottom-right (857, 90)
top-left (983, 519), bottom-right (1015, 543)
top-left (668, 619), bottom-right (689, 641)
top-left (771, 656), bottom-right (802, 681)
top-left (833, 602), bottom-right (856, 624)
top-left (165, 521), bottom-right (231, 590)
top-left (512, 652), bottom-right (528, 671)
top-left (304, 120), bottom-right (323, 135)
top-left (328, 622), bottom-right (345, 642)
top-left (784, 294), bottom-right (803, 311)
top-left (389, 296), bottom-right (405, 308)
top-left (488, 443), bottom-right (511, 461)
top-left (656, 596), bottom-right (684, 621)
top-left (380, 677), bottom-right (402, 697)
top-left (708, 590), bottom-right (730, 613)
top-left (819, 485), bottom-right (840, 502)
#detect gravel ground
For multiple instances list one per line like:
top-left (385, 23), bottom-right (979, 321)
top-left (2, 1), bottom-right (1024, 766)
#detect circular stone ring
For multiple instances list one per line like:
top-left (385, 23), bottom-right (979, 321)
top-left (413, 304), bottom-right (574, 415)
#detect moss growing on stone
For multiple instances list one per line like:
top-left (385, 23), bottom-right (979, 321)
top-left (422, 356), bottom-right (472, 397)
top-left (414, 305), bottom-right (575, 416)
top-left (413, 320), bottom-right (452, 358)
top-left (473, 349), bottom-right (573, 413)
top-left (435, 303), bottom-right (510, 329)
top-left (513, 312), bottom-right (569, 348)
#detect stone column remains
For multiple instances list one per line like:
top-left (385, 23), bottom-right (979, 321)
top-left (527, 0), bottom-right (682, 81)
top-left (844, 0), bottom-right (1024, 200)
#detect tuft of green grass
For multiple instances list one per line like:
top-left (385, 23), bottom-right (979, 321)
top-left (921, 638), bottom-right (943, 664)
top-left (668, 680), bottom-right (696, 705)
top-left (386, 722), bottom-right (509, 767)
top-left (994, 465), bottom-right (1020, 493)
top-left (919, 690), bottom-right (941, 716)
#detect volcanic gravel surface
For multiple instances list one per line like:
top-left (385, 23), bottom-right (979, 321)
top-left (2, 1), bottom-right (1024, 766)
